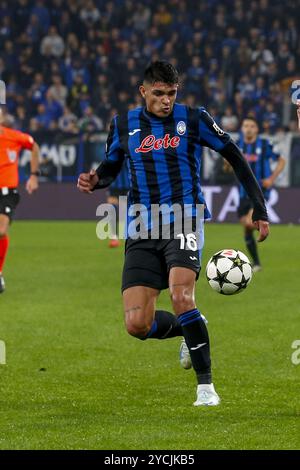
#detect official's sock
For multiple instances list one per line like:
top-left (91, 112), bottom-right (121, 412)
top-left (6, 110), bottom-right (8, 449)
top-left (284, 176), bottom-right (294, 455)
top-left (245, 230), bottom-right (260, 265)
top-left (0, 235), bottom-right (9, 273)
top-left (144, 310), bottom-right (183, 339)
top-left (178, 308), bottom-right (212, 384)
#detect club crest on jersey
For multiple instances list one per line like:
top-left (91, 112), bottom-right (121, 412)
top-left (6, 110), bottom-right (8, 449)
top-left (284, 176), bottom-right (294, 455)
top-left (135, 134), bottom-right (180, 153)
top-left (177, 121), bottom-right (186, 135)
top-left (7, 149), bottom-right (17, 162)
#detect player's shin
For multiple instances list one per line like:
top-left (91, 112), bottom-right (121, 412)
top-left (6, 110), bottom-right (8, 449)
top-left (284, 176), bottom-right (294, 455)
top-left (177, 308), bottom-right (212, 384)
top-left (245, 230), bottom-right (260, 266)
top-left (143, 310), bottom-right (183, 339)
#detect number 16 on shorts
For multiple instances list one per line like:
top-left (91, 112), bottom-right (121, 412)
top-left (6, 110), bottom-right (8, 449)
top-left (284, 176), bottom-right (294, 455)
top-left (176, 233), bottom-right (199, 251)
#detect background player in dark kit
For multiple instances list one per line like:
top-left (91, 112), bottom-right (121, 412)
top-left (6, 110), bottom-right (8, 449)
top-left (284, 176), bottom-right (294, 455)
top-left (225, 116), bottom-right (285, 272)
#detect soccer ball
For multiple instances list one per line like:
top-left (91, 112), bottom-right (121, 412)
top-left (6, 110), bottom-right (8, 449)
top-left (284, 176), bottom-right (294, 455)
top-left (206, 249), bottom-right (252, 295)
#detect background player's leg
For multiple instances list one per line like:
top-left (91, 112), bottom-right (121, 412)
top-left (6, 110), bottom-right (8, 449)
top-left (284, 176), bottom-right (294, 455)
top-left (169, 267), bottom-right (211, 384)
top-left (240, 209), bottom-right (261, 268)
top-left (123, 286), bottom-right (182, 339)
top-left (107, 195), bottom-right (120, 248)
top-left (0, 214), bottom-right (10, 293)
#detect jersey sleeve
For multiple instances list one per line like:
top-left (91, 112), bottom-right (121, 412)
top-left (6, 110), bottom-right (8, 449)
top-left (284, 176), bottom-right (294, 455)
top-left (105, 116), bottom-right (125, 164)
top-left (16, 131), bottom-right (35, 151)
top-left (266, 140), bottom-right (280, 161)
top-left (198, 107), bottom-right (231, 151)
top-left (94, 116), bottom-right (125, 189)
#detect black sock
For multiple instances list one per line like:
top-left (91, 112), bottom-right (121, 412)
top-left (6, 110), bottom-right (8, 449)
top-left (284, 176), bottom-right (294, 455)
top-left (178, 308), bottom-right (212, 384)
top-left (245, 230), bottom-right (260, 265)
top-left (144, 310), bottom-right (183, 339)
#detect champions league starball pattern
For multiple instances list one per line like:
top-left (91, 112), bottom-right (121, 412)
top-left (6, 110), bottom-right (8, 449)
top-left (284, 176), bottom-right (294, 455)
top-left (206, 249), bottom-right (253, 295)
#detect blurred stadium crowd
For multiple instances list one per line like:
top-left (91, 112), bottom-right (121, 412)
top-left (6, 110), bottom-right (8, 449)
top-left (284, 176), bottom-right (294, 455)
top-left (0, 0), bottom-right (299, 136)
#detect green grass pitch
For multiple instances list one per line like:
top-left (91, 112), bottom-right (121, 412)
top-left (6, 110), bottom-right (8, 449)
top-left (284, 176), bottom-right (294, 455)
top-left (0, 221), bottom-right (299, 450)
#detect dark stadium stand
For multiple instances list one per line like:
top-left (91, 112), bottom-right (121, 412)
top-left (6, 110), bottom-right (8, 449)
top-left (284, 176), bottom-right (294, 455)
top-left (0, 0), bottom-right (299, 135)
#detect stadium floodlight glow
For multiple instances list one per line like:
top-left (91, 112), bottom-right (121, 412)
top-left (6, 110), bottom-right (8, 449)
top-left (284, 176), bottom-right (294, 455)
top-left (0, 80), bottom-right (6, 105)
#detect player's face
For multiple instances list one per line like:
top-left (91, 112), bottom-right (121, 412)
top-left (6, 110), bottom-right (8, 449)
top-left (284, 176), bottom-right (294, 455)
top-left (139, 82), bottom-right (178, 117)
top-left (242, 119), bottom-right (259, 140)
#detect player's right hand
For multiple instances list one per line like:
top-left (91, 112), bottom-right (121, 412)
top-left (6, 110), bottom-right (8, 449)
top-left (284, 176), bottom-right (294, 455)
top-left (77, 169), bottom-right (99, 193)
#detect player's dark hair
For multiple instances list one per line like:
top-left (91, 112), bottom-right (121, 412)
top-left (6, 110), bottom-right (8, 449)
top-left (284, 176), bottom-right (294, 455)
top-left (242, 115), bottom-right (259, 126)
top-left (143, 61), bottom-right (179, 85)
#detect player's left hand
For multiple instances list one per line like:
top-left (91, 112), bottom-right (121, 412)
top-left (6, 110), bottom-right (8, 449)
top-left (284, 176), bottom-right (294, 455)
top-left (26, 175), bottom-right (39, 194)
top-left (261, 177), bottom-right (274, 189)
top-left (253, 220), bottom-right (269, 242)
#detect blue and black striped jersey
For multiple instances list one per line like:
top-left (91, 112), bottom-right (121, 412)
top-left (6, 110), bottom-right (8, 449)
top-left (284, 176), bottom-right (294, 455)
top-left (104, 103), bottom-right (230, 223)
top-left (108, 160), bottom-right (130, 193)
top-left (237, 134), bottom-right (280, 200)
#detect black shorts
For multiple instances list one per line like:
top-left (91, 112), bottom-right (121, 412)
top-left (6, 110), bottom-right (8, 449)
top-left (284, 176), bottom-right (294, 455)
top-left (122, 227), bottom-right (204, 292)
top-left (0, 189), bottom-right (20, 221)
top-left (237, 198), bottom-right (253, 218)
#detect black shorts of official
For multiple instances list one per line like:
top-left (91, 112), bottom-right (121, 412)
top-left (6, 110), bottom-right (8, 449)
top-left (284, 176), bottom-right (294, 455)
top-left (122, 231), bottom-right (203, 293)
top-left (0, 188), bottom-right (20, 221)
top-left (237, 198), bottom-right (253, 218)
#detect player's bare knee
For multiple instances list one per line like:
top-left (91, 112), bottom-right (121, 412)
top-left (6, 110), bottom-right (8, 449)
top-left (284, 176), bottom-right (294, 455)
top-left (125, 319), bottom-right (151, 339)
top-left (170, 291), bottom-right (195, 316)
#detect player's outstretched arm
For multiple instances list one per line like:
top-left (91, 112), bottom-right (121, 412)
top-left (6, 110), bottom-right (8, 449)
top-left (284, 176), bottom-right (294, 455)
top-left (77, 159), bottom-right (124, 193)
top-left (26, 142), bottom-right (40, 194)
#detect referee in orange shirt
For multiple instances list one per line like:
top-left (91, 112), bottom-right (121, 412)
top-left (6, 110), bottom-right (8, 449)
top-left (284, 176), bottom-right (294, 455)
top-left (0, 108), bottom-right (40, 293)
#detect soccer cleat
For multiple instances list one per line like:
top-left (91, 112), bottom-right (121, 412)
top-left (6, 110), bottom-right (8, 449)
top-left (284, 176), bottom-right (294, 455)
top-left (252, 264), bottom-right (262, 273)
top-left (0, 275), bottom-right (5, 294)
top-left (193, 383), bottom-right (220, 407)
top-left (179, 339), bottom-right (192, 369)
top-left (109, 239), bottom-right (121, 248)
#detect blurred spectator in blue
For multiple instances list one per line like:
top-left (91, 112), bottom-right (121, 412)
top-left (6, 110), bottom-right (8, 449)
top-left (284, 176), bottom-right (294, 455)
top-left (58, 105), bottom-right (79, 134)
top-left (78, 106), bottom-right (103, 133)
top-left (31, 0), bottom-right (50, 33)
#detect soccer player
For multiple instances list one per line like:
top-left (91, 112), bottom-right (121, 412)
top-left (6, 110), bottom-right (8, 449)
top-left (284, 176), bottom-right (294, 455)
top-left (0, 108), bottom-right (40, 293)
top-left (77, 61), bottom-right (269, 406)
top-left (234, 117), bottom-right (285, 272)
